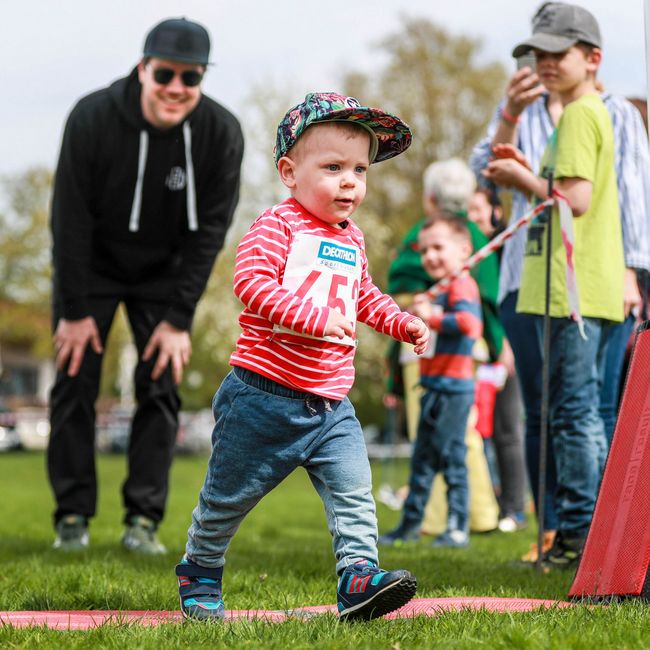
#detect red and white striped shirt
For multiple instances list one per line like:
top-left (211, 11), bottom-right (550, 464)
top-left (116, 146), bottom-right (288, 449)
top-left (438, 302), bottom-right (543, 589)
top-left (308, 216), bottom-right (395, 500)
top-left (230, 198), bottom-right (417, 399)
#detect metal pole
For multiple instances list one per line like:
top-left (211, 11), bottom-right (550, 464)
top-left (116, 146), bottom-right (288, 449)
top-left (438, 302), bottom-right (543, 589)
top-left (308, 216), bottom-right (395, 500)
top-left (536, 174), bottom-right (554, 572)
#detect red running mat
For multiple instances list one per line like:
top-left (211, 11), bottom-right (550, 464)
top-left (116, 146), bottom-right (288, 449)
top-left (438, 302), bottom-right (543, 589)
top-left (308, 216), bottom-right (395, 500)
top-left (0, 598), bottom-right (572, 629)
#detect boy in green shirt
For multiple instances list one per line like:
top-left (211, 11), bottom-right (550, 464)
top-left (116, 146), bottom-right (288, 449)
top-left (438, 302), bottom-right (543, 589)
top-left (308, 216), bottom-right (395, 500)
top-left (482, 2), bottom-right (624, 570)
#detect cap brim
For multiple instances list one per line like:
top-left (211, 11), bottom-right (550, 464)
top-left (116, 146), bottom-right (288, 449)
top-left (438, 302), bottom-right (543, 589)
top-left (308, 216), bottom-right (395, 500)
top-left (312, 107), bottom-right (412, 164)
top-left (512, 33), bottom-right (578, 58)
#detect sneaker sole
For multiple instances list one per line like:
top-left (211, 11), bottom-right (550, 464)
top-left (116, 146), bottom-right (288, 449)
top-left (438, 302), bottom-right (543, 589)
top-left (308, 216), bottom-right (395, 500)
top-left (339, 575), bottom-right (417, 621)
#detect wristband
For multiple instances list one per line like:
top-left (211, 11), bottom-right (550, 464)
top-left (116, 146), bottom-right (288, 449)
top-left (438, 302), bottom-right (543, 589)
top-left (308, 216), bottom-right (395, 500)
top-left (500, 107), bottom-right (520, 126)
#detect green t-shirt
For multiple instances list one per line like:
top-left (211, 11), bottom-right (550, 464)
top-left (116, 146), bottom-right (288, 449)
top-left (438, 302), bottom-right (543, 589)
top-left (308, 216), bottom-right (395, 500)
top-left (517, 94), bottom-right (624, 322)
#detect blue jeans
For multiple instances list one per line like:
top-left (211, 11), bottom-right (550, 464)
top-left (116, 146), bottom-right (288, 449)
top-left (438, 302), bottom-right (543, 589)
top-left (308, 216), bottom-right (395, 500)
top-left (401, 389), bottom-right (475, 533)
top-left (185, 367), bottom-right (378, 576)
top-left (500, 292), bottom-right (558, 531)
top-left (600, 315), bottom-right (635, 444)
top-left (537, 316), bottom-right (609, 536)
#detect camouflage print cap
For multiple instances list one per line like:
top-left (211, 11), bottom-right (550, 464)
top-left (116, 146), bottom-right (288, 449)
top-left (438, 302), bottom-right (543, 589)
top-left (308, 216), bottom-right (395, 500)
top-left (274, 92), bottom-right (412, 166)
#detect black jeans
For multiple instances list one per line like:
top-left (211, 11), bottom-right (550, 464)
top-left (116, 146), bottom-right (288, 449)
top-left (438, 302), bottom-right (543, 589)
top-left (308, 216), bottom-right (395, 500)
top-left (48, 295), bottom-right (180, 526)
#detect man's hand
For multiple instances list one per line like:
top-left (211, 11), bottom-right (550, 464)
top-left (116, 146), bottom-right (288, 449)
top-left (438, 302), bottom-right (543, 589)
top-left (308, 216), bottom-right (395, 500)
top-left (324, 309), bottom-right (354, 340)
top-left (623, 267), bottom-right (642, 318)
top-left (142, 321), bottom-right (192, 385)
top-left (54, 317), bottom-right (103, 377)
top-left (406, 318), bottom-right (430, 355)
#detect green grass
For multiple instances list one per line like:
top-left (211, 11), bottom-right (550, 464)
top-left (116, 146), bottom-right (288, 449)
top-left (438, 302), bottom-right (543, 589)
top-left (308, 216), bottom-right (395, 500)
top-left (1, 451), bottom-right (650, 648)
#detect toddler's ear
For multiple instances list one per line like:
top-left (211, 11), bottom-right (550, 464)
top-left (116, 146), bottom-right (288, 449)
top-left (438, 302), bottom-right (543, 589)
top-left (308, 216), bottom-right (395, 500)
top-left (277, 156), bottom-right (297, 189)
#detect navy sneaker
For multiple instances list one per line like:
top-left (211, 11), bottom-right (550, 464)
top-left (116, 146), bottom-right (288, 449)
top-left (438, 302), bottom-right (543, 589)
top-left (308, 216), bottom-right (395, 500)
top-left (337, 560), bottom-right (417, 621)
top-left (377, 523), bottom-right (420, 547)
top-left (175, 559), bottom-right (225, 620)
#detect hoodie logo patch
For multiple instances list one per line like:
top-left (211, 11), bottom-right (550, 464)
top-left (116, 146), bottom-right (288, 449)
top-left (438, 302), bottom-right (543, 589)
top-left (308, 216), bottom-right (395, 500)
top-left (166, 167), bottom-right (187, 191)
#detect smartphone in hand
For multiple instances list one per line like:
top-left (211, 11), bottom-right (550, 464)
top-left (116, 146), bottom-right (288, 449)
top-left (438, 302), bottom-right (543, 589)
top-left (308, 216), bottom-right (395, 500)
top-left (516, 52), bottom-right (537, 71)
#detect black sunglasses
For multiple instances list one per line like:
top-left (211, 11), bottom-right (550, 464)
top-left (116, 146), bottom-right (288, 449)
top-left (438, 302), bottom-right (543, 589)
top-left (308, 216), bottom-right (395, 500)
top-left (151, 67), bottom-right (204, 87)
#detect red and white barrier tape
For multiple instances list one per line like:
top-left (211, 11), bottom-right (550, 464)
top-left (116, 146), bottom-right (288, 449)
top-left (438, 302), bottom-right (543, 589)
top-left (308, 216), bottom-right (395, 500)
top-left (426, 192), bottom-right (586, 339)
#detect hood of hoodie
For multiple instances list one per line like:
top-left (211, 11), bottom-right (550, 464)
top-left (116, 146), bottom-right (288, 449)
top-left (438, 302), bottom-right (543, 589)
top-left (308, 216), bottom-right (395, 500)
top-left (108, 67), bottom-right (149, 130)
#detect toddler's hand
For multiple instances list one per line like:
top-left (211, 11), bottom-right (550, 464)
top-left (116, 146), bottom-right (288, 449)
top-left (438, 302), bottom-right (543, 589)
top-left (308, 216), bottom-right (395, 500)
top-left (406, 318), bottom-right (430, 355)
top-left (324, 309), bottom-right (354, 340)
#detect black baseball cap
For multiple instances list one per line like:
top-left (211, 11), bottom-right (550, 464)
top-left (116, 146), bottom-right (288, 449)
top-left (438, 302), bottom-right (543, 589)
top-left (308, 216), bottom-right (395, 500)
top-left (143, 17), bottom-right (211, 65)
top-left (512, 2), bottom-right (601, 58)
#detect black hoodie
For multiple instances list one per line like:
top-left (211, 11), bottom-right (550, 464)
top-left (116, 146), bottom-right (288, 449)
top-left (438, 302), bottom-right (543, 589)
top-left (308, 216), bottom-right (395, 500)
top-left (51, 67), bottom-right (244, 331)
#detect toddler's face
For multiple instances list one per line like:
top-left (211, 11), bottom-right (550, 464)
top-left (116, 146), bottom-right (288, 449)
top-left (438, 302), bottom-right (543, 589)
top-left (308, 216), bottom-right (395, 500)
top-left (283, 124), bottom-right (370, 226)
top-left (419, 221), bottom-right (471, 280)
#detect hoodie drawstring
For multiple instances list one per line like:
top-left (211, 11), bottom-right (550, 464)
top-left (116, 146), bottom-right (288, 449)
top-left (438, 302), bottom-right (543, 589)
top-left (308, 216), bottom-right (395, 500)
top-left (129, 130), bottom-right (149, 232)
top-left (183, 122), bottom-right (198, 231)
top-left (128, 123), bottom-right (198, 233)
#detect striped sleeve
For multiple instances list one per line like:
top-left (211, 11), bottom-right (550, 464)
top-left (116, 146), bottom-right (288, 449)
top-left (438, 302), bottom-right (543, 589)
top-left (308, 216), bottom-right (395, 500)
top-left (430, 276), bottom-right (483, 338)
top-left (469, 102), bottom-right (502, 176)
top-left (605, 95), bottom-right (650, 271)
top-left (356, 247), bottom-right (418, 343)
top-left (233, 211), bottom-right (329, 338)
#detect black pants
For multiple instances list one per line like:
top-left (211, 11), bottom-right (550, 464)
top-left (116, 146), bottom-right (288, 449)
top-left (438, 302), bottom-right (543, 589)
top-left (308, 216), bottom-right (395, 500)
top-left (492, 373), bottom-right (527, 517)
top-left (47, 295), bottom-right (180, 526)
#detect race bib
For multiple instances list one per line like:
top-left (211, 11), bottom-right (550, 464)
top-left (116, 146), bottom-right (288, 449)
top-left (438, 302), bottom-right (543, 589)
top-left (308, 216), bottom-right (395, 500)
top-left (275, 233), bottom-right (362, 346)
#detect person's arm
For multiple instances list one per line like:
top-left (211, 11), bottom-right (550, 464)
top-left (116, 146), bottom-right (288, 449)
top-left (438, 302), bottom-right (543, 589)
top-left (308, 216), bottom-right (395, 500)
top-left (469, 104), bottom-right (503, 177)
top-left (490, 68), bottom-right (545, 150)
top-left (606, 96), bottom-right (650, 314)
top-left (483, 156), bottom-right (592, 217)
top-left (50, 101), bottom-right (104, 376)
top-left (233, 212), bottom-right (332, 338)
top-left (413, 278), bottom-right (483, 338)
top-left (357, 248), bottom-right (429, 352)
top-left (50, 102), bottom-right (96, 321)
top-left (163, 118), bottom-right (245, 332)
top-left (482, 157), bottom-right (548, 202)
top-left (606, 96), bottom-right (650, 272)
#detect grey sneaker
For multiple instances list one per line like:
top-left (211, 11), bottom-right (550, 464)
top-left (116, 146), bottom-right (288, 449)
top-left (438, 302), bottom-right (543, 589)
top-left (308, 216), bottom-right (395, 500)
top-left (53, 514), bottom-right (89, 551)
top-left (122, 515), bottom-right (167, 555)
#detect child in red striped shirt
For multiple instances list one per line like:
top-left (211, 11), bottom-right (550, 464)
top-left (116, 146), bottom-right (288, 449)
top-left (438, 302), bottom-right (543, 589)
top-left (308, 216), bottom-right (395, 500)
top-left (175, 93), bottom-right (429, 622)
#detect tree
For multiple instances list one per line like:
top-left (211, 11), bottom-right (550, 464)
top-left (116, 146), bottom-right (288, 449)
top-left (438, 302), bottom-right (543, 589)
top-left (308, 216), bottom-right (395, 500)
top-left (344, 17), bottom-right (507, 244)
top-left (0, 168), bottom-right (53, 356)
